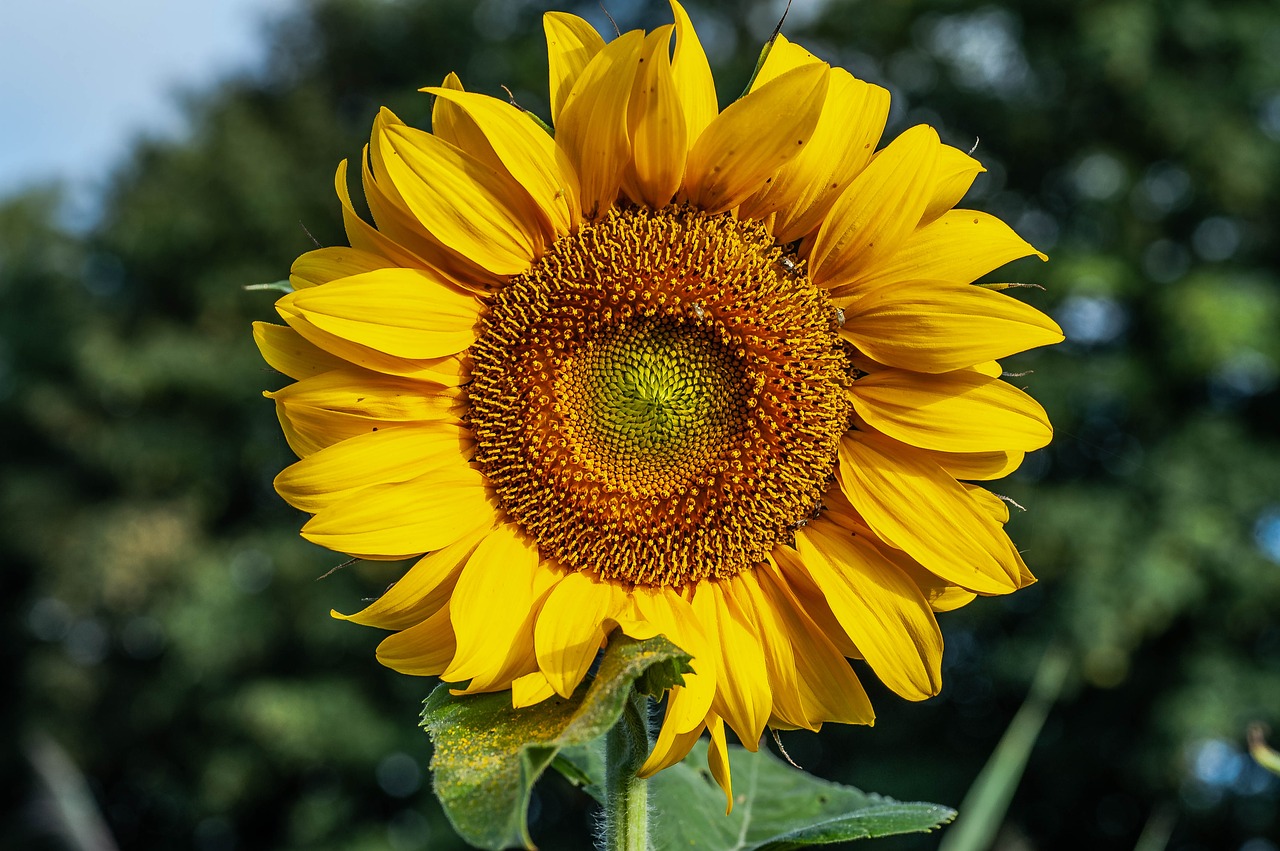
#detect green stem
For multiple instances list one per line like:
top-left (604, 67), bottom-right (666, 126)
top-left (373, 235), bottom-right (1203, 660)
top-left (602, 690), bottom-right (652, 851)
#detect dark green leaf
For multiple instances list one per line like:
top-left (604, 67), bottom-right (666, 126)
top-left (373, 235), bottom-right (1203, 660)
top-left (420, 635), bottom-right (691, 850)
top-left (650, 741), bottom-right (955, 850)
top-left (551, 742), bottom-right (605, 803)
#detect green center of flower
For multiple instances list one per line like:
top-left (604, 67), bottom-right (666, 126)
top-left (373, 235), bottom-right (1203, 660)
top-left (558, 317), bottom-right (749, 494)
top-left (468, 205), bottom-right (850, 587)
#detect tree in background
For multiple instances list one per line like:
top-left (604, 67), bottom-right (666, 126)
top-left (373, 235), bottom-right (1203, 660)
top-left (5, 0), bottom-right (1278, 848)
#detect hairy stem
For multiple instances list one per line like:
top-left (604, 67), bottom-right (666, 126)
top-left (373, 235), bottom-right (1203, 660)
top-left (601, 691), bottom-right (652, 851)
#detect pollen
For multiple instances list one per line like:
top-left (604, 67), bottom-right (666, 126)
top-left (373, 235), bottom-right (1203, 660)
top-left (468, 206), bottom-right (850, 587)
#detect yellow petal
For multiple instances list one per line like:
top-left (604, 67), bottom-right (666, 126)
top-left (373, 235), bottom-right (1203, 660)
top-left (301, 464), bottom-right (496, 560)
top-left (769, 547), bottom-right (859, 659)
top-left (731, 571), bottom-right (806, 730)
top-left (669, 0), bottom-right (718, 144)
top-left (1006, 540), bottom-right (1038, 588)
top-left (275, 423), bottom-right (475, 514)
top-left (757, 559), bottom-right (875, 727)
top-left (534, 572), bottom-right (621, 697)
top-left (379, 120), bottom-right (546, 274)
top-left (276, 232), bottom-right (473, 381)
top-left (613, 609), bottom-right (664, 643)
top-left (985, 507), bottom-right (1036, 588)
top-left (745, 33), bottom-right (817, 90)
top-left (360, 133), bottom-right (502, 292)
top-left (426, 74), bottom-right (513, 215)
top-left (425, 85), bottom-right (580, 236)
top-left (276, 268), bottom-right (481, 360)
top-left (375, 605), bottom-right (455, 676)
top-left (457, 556), bottom-right (560, 693)
top-left (838, 432), bottom-right (1020, 594)
top-left (974, 359), bottom-right (1003, 378)
top-left (840, 279), bottom-right (1064, 373)
top-left (795, 521), bottom-right (943, 700)
top-left (363, 120), bottom-right (485, 280)
top-left (626, 25), bottom-right (687, 209)
top-left (332, 526), bottom-right (491, 631)
top-left (918, 445), bottom-right (1025, 481)
top-left (290, 246), bottom-right (394, 290)
top-left (708, 716), bottom-right (733, 814)
top-left (810, 480), bottom-right (873, 537)
top-left (868, 539), bottom-right (978, 614)
top-left (850, 369), bottom-right (1053, 453)
top-left (278, 307), bottom-right (468, 384)
top-left (691, 582), bottom-right (771, 749)
top-left (739, 39), bottom-right (890, 243)
top-left (512, 670), bottom-right (559, 708)
top-left (544, 12), bottom-right (606, 125)
top-left (809, 125), bottom-right (941, 292)
top-left (443, 523), bottom-right (544, 683)
top-left (776, 71), bottom-right (890, 245)
top-left (683, 63), bottom-right (830, 215)
top-left (639, 705), bottom-right (704, 777)
top-left (430, 73), bottom-right (495, 168)
top-left (265, 368), bottom-right (464, 457)
top-left (964, 484), bottom-right (1012, 525)
top-left (367, 110), bottom-right (415, 211)
top-left (829, 210), bottom-right (1046, 303)
top-left (453, 649), bottom-right (538, 696)
top-left (920, 145), bottom-right (985, 225)
top-left (334, 160), bottom-right (423, 268)
top-left (630, 586), bottom-right (717, 733)
top-left (557, 30), bottom-right (644, 219)
top-left (254, 322), bottom-right (345, 380)
top-left (925, 586), bottom-right (977, 613)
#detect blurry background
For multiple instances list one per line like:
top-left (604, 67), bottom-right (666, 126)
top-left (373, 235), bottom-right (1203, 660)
top-left (4, 0), bottom-right (1279, 848)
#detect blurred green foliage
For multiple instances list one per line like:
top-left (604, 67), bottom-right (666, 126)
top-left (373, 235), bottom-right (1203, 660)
top-left (5, 0), bottom-right (1279, 849)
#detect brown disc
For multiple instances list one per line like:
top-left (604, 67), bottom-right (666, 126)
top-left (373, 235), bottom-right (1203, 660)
top-left (469, 205), bottom-right (849, 587)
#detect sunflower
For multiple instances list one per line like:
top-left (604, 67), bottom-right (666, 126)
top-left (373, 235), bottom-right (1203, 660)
top-left (255, 1), bottom-right (1062, 802)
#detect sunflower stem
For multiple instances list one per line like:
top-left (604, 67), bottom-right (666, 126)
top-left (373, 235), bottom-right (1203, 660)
top-left (601, 690), bottom-right (652, 851)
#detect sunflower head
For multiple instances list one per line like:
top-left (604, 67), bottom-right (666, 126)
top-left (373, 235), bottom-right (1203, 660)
top-left (256, 0), bottom-right (1063, 804)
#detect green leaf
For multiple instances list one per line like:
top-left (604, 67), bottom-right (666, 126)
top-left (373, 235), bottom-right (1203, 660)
top-left (551, 742), bottom-right (605, 803)
top-left (650, 740), bottom-right (955, 850)
top-left (420, 635), bottom-right (691, 850)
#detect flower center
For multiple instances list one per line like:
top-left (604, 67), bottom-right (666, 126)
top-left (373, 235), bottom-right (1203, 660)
top-left (557, 317), bottom-right (750, 495)
top-left (468, 206), bottom-right (850, 587)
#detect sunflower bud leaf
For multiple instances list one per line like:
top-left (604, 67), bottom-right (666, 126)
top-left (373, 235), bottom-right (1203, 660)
top-left (420, 634), bottom-right (691, 850)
